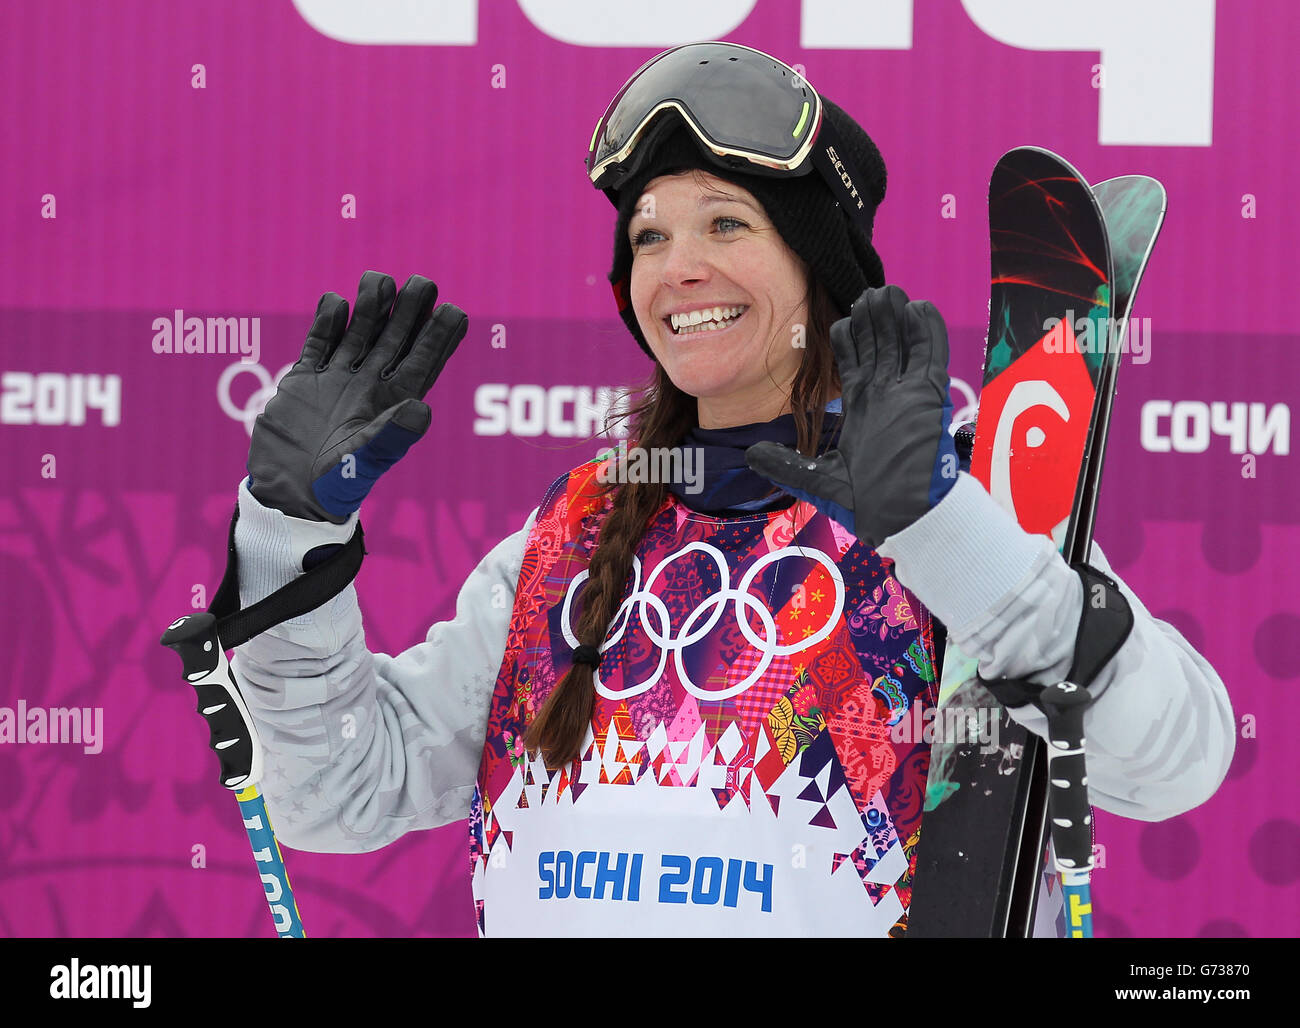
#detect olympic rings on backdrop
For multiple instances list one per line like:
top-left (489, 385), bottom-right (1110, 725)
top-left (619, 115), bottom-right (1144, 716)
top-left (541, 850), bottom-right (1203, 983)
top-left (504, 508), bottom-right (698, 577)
top-left (217, 361), bottom-right (294, 436)
top-left (948, 374), bottom-right (977, 429)
top-left (561, 541), bottom-right (846, 702)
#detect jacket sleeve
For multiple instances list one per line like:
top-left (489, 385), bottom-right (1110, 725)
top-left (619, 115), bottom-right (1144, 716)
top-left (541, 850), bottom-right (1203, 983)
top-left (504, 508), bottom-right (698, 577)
top-left (876, 472), bottom-right (1236, 823)
top-left (227, 477), bottom-right (535, 853)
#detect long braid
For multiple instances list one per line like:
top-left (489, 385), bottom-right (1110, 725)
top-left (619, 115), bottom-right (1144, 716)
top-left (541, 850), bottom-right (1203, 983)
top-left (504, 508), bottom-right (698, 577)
top-left (523, 278), bottom-right (843, 769)
top-left (522, 373), bottom-right (690, 768)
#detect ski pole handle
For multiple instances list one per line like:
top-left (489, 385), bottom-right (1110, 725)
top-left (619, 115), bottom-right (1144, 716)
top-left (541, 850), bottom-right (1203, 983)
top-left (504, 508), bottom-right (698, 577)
top-left (1039, 680), bottom-right (1094, 937)
top-left (159, 611), bottom-right (305, 938)
top-left (160, 611), bottom-right (262, 790)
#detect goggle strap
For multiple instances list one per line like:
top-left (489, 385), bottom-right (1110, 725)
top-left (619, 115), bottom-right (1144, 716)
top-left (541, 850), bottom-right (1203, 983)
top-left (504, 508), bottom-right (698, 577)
top-left (809, 113), bottom-right (875, 239)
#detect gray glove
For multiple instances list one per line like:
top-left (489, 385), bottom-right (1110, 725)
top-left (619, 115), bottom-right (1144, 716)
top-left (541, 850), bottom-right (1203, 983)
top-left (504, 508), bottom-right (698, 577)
top-left (745, 285), bottom-right (959, 549)
top-left (247, 270), bottom-right (467, 523)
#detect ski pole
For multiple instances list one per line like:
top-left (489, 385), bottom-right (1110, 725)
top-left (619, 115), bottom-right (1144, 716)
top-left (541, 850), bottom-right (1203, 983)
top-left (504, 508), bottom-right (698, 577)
top-left (160, 611), bottom-right (305, 938)
top-left (1038, 681), bottom-right (1094, 938)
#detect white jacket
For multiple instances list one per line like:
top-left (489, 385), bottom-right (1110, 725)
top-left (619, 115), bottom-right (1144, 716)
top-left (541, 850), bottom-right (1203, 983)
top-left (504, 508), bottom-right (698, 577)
top-left (230, 471), bottom-right (1235, 855)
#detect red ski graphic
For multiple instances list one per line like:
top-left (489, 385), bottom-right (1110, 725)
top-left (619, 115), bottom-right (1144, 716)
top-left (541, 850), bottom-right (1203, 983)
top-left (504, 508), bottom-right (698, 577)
top-left (969, 319), bottom-right (1096, 540)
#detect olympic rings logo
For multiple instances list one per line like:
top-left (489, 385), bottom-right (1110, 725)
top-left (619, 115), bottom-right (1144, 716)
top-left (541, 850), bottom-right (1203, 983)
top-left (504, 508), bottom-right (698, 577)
top-left (561, 541), bottom-right (846, 702)
top-left (216, 361), bottom-right (294, 436)
top-left (949, 374), bottom-right (977, 429)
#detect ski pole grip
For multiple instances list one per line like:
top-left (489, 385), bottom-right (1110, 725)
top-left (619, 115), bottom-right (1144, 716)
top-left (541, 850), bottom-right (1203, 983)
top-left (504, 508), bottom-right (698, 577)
top-left (159, 611), bottom-right (263, 791)
top-left (1038, 680), bottom-right (1093, 882)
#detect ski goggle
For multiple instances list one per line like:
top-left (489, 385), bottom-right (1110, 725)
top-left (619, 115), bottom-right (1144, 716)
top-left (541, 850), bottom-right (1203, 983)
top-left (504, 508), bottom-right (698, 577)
top-left (586, 41), bottom-right (874, 238)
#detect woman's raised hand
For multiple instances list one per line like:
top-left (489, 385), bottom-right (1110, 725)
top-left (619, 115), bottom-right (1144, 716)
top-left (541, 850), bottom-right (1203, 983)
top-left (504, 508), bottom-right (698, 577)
top-left (247, 271), bottom-right (468, 522)
top-left (745, 284), bottom-right (960, 548)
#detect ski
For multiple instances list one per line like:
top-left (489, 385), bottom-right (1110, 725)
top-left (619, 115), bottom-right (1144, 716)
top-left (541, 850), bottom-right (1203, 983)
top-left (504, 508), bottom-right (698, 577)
top-left (1069, 175), bottom-right (1168, 554)
top-left (1003, 173), bottom-right (1168, 936)
top-left (908, 148), bottom-right (1164, 937)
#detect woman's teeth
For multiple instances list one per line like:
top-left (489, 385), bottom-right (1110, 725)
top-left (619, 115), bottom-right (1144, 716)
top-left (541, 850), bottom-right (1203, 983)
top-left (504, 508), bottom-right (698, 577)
top-left (669, 305), bottom-right (748, 335)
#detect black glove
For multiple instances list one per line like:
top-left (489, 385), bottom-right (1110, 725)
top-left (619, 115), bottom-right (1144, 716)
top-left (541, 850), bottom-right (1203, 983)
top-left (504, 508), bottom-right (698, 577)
top-left (247, 271), bottom-right (467, 523)
top-left (746, 285), bottom-right (959, 549)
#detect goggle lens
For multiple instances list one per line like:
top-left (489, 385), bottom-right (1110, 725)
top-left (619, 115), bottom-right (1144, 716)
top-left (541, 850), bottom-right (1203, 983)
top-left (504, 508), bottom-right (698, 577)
top-left (587, 43), bottom-right (822, 190)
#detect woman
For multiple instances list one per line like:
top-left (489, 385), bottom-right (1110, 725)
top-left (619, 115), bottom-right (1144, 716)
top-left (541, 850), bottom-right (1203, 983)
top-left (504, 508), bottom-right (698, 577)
top-left (231, 43), bottom-right (1233, 937)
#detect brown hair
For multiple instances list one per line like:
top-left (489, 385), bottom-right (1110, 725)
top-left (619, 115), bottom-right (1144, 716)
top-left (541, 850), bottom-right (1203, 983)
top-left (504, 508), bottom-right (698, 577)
top-left (523, 253), bottom-right (846, 770)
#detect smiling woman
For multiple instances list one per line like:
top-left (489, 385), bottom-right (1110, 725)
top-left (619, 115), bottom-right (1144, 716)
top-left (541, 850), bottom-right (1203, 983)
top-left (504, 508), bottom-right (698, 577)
top-left (226, 40), bottom-right (1234, 940)
top-left (627, 172), bottom-right (812, 428)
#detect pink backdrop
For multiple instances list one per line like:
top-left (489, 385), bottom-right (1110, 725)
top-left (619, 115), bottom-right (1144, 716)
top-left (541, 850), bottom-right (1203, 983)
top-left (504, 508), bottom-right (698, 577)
top-left (1, 0), bottom-right (1294, 937)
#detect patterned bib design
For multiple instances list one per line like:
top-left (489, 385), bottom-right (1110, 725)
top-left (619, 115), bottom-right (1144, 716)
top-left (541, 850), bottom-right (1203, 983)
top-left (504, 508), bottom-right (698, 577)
top-left (469, 462), bottom-right (940, 936)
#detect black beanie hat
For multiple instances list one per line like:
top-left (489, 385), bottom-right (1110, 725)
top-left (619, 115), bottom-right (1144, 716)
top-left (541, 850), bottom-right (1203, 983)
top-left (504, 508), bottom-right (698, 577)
top-left (605, 96), bottom-right (887, 358)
